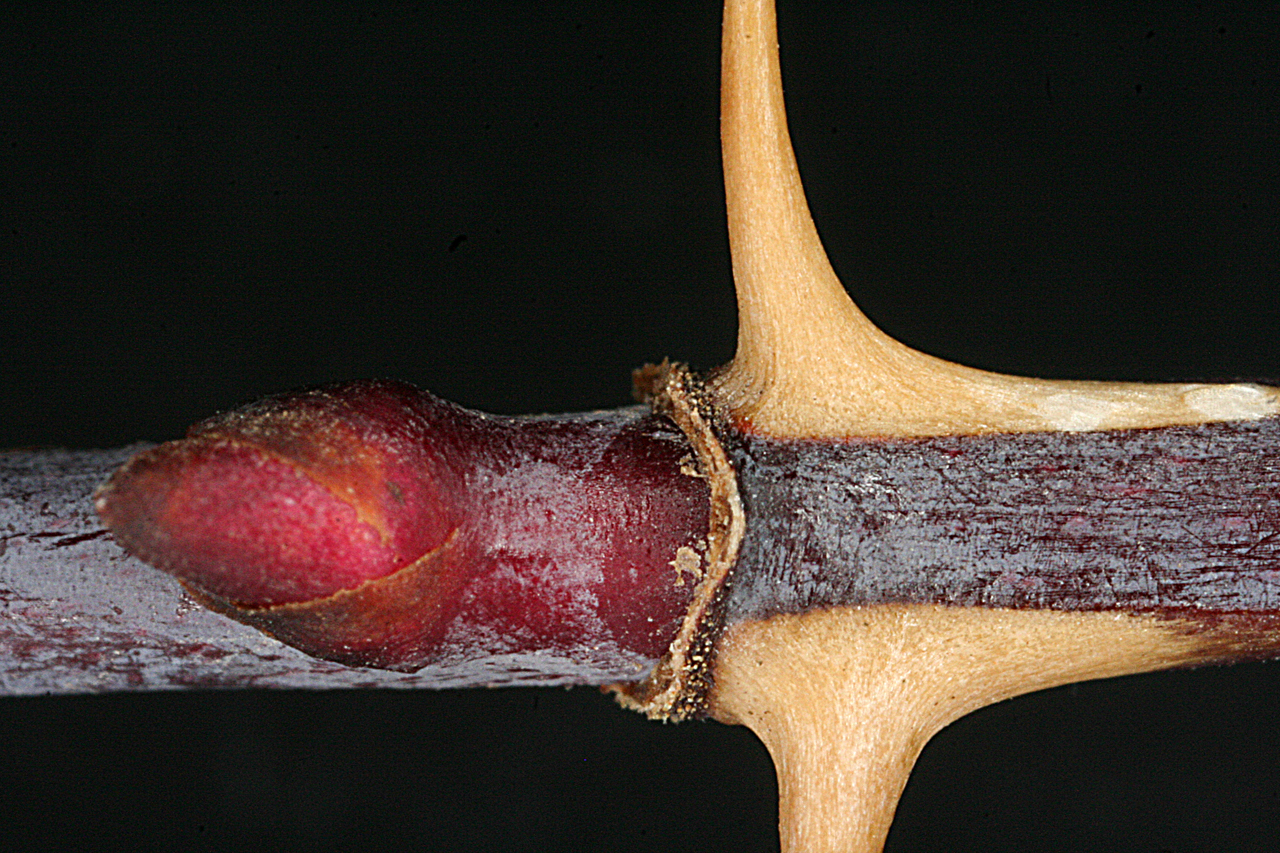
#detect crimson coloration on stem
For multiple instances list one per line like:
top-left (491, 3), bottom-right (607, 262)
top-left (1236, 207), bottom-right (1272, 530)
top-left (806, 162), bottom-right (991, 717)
top-left (96, 380), bottom-right (710, 677)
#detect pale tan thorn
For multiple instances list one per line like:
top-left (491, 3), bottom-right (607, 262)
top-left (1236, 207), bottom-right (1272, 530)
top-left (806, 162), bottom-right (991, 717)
top-left (708, 605), bottom-right (1234, 853)
top-left (710, 0), bottom-right (1279, 439)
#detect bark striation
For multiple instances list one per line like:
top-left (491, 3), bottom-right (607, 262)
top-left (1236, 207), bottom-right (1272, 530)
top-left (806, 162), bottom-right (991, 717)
top-left (11, 399), bottom-right (1280, 697)
top-left (724, 417), bottom-right (1280, 627)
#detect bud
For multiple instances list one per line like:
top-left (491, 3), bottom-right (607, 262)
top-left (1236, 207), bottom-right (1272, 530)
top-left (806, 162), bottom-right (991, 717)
top-left (97, 380), bottom-right (710, 676)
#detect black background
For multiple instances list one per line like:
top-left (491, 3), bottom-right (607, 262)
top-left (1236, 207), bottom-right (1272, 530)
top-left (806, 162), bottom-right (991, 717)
top-left (4, 3), bottom-right (1280, 851)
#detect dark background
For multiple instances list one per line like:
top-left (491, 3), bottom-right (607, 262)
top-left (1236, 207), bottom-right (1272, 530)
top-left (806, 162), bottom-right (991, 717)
top-left (4, 2), bottom-right (1280, 850)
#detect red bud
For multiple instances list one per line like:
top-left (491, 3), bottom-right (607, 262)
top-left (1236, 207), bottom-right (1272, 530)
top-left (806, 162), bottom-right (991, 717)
top-left (96, 380), bottom-right (710, 675)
